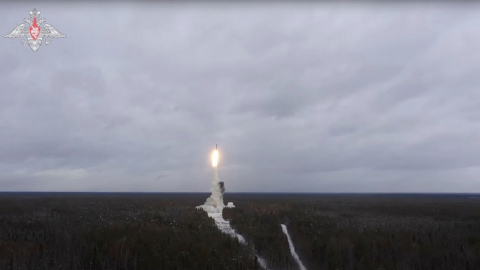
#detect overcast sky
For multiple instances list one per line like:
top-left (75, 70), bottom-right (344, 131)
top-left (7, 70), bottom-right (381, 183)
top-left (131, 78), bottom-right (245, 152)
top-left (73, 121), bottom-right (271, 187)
top-left (1, 3), bottom-right (480, 192)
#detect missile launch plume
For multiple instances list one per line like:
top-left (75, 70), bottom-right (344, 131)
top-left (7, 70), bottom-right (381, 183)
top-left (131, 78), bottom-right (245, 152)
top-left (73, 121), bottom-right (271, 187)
top-left (195, 146), bottom-right (267, 269)
top-left (197, 145), bottom-right (234, 213)
top-left (205, 166), bottom-right (225, 212)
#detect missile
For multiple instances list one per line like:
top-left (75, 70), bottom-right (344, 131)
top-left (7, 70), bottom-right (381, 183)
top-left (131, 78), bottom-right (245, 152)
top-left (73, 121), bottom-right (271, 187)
top-left (216, 144), bottom-right (217, 149)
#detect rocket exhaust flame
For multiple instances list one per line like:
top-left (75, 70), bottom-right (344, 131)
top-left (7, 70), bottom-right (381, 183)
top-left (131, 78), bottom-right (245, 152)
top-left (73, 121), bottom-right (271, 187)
top-left (212, 149), bottom-right (219, 168)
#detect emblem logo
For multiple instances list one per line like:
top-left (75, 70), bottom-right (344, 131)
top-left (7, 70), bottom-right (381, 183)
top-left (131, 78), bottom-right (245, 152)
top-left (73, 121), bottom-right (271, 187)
top-left (4, 9), bottom-right (65, 52)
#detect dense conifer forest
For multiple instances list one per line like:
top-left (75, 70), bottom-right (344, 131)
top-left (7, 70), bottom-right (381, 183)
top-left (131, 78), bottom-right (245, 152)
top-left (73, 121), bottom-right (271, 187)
top-left (0, 194), bottom-right (259, 270)
top-left (224, 194), bottom-right (480, 270)
top-left (0, 193), bottom-right (479, 269)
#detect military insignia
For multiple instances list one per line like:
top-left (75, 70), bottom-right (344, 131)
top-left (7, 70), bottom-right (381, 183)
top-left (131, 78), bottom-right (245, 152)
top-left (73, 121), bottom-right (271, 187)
top-left (4, 9), bottom-right (65, 52)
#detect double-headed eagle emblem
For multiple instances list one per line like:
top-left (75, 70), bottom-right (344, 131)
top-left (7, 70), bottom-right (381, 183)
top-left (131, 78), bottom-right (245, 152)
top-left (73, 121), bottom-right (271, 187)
top-left (4, 9), bottom-right (65, 52)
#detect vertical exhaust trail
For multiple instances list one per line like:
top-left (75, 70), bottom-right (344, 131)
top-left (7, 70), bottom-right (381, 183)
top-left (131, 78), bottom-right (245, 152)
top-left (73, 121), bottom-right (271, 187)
top-left (196, 146), bottom-right (269, 269)
top-left (281, 224), bottom-right (307, 270)
top-left (196, 149), bottom-right (226, 213)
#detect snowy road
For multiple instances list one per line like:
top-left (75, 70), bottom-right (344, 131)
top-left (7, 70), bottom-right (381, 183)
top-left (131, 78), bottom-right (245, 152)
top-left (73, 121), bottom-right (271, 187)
top-left (206, 214), bottom-right (307, 270)
top-left (208, 212), bottom-right (269, 269)
top-left (281, 224), bottom-right (307, 270)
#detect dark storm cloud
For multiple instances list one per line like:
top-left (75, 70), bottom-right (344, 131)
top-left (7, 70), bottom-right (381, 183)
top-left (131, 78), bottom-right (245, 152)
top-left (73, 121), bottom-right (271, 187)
top-left (1, 3), bottom-right (480, 192)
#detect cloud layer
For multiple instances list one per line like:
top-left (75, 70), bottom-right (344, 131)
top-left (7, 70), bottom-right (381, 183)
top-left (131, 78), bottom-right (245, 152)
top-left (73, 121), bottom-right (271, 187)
top-left (1, 3), bottom-right (480, 192)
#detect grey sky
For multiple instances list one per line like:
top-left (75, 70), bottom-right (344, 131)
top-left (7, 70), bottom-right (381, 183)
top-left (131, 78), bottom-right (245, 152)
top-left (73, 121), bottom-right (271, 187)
top-left (1, 3), bottom-right (480, 192)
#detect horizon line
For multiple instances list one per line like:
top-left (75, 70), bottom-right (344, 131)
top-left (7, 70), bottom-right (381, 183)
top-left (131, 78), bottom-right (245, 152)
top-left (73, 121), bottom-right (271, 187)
top-left (0, 191), bottom-right (479, 194)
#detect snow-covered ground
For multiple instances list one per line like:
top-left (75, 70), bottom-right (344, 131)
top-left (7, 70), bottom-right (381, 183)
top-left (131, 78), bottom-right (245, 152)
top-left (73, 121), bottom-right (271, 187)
top-left (204, 210), bottom-right (306, 270)
top-left (208, 212), bottom-right (269, 269)
top-left (281, 224), bottom-right (307, 270)
top-left (208, 212), bottom-right (246, 244)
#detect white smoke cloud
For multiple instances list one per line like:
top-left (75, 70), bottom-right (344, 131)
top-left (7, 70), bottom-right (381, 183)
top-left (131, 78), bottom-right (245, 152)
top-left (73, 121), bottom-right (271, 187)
top-left (197, 167), bottom-right (235, 213)
top-left (196, 162), bottom-right (268, 269)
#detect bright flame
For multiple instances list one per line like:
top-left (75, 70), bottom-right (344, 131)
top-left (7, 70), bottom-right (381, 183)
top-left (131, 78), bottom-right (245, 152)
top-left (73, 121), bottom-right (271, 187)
top-left (212, 149), bottom-right (219, 167)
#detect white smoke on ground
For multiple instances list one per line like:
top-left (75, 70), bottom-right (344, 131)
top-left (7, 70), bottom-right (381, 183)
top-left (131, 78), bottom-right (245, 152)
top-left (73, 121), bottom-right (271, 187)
top-left (196, 166), bottom-right (270, 269)
top-left (208, 212), bottom-right (270, 270)
top-left (196, 169), bottom-right (303, 270)
top-left (208, 212), bottom-right (246, 244)
top-left (196, 167), bottom-right (229, 213)
top-left (281, 224), bottom-right (307, 270)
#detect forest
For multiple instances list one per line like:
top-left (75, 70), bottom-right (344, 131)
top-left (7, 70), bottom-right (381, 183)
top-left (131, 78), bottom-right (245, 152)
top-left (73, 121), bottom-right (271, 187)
top-left (0, 193), bottom-right (259, 270)
top-left (0, 193), bottom-right (479, 269)
top-left (224, 194), bottom-right (480, 270)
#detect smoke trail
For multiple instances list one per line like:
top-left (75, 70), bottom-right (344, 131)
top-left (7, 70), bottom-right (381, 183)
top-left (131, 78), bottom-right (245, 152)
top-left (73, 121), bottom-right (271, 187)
top-left (197, 167), bottom-right (225, 213)
top-left (219, 181), bottom-right (225, 196)
top-left (196, 156), bottom-right (267, 268)
top-left (281, 224), bottom-right (307, 270)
